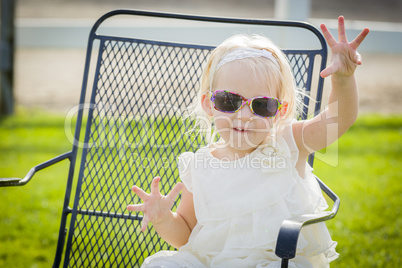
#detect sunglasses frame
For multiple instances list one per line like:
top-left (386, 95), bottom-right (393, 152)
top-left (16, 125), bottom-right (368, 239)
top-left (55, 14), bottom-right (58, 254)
top-left (210, 90), bottom-right (283, 118)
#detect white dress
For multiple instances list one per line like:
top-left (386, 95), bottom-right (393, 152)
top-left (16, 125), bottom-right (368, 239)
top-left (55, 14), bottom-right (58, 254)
top-left (142, 123), bottom-right (339, 268)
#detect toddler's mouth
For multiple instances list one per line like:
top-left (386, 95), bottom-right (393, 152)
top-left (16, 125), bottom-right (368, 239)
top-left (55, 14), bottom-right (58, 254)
top-left (234, 127), bottom-right (248, 132)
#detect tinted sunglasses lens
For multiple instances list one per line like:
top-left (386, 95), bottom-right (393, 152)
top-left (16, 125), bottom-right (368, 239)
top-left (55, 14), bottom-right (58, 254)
top-left (252, 98), bottom-right (279, 117)
top-left (214, 91), bottom-right (243, 112)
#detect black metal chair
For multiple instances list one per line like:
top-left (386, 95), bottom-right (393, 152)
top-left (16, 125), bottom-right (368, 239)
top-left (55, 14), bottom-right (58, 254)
top-left (0, 10), bottom-right (339, 267)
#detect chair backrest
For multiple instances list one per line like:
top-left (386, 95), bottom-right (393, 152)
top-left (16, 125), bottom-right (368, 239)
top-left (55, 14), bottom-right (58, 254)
top-left (56, 10), bottom-right (327, 267)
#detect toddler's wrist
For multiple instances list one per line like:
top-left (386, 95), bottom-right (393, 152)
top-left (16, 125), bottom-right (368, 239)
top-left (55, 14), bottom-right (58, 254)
top-left (151, 210), bottom-right (174, 227)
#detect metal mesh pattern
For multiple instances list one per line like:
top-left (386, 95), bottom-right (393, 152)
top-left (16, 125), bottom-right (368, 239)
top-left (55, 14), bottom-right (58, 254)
top-left (287, 53), bottom-right (310, 91)
top-left (65, 37), bottom-right (317, 267)
top-left (79, 40), bottom-right (211, 212)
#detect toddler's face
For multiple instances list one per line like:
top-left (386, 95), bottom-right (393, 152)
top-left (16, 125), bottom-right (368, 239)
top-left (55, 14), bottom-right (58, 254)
top-left (209, 62), bottom-right (279, 158)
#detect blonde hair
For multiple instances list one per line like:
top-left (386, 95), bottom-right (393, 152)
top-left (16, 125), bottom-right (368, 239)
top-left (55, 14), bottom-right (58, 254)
top-left (188, 34), bottom-right (303, 141)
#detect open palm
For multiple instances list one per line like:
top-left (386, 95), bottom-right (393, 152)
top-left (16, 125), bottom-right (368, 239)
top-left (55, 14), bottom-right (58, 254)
top-left (127, 177), bottom-right (183, 232)
top-left (320, 16), bottom-right (370, 78)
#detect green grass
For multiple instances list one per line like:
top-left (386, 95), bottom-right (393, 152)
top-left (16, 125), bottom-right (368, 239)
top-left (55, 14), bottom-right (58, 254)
top-left (0, 109), bottom-right (401, 267)
top-left (0, 109), bottom-right (72, 267)
top-left (314, 115), bottom-right (402, 267)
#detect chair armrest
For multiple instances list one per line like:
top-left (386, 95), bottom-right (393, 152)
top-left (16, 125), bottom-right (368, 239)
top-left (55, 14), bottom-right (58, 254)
top-left (275, 176), bottom-right (340, 260)
top-left (0, 151), bottom-right (72, 187)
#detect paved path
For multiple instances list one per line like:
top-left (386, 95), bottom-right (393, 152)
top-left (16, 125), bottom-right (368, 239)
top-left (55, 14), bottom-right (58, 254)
top-left (15, 49), bottom-right (402, 114)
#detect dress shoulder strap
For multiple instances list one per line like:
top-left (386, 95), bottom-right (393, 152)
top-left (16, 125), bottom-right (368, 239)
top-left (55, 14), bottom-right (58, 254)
top-left (177, 152), bottom-right (195, 192)
top-left (276, 120), bottom-right (299, 164)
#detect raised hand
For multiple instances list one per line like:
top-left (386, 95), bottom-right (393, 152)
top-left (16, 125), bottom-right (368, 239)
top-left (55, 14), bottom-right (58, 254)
top-left (320, 16), bottom-right (369, 78)
top-left (127, 177), bottom-right (183, 232)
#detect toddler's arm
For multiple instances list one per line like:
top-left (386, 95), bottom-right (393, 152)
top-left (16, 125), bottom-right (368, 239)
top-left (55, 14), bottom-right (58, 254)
top-left (293, 16), bottom-right (369, 157)
top-left (127, 177), bottom-right (196, 248)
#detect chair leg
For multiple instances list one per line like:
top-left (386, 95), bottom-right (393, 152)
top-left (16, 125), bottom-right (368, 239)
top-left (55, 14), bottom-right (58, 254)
top-left (281, 259), bottom-right (289, 268)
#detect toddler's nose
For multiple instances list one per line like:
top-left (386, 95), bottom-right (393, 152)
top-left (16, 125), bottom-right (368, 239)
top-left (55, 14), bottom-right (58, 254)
top-left (237, 103), bottom-right (254, 119)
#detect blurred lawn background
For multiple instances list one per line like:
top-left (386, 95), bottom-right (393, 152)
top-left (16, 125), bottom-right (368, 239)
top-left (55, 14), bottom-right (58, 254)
top-left (0, 109), bottom-right (401, 267)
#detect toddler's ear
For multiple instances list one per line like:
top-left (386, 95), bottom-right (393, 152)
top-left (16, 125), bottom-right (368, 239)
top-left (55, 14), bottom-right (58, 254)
top-left (279, 101), bottom-right (288, 117)
top-left (201, 93), bottom-right (213, 116)
top-left (273, 101), bottom-right (288, 123)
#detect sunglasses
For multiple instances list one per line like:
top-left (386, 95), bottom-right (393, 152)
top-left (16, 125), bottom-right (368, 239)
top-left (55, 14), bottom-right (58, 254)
top-left (210, 90), bottom-right (282, 118)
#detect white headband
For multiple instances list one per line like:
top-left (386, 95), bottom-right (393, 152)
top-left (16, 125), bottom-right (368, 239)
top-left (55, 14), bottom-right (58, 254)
top-left (216, 47), bottom-right (280, 70)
